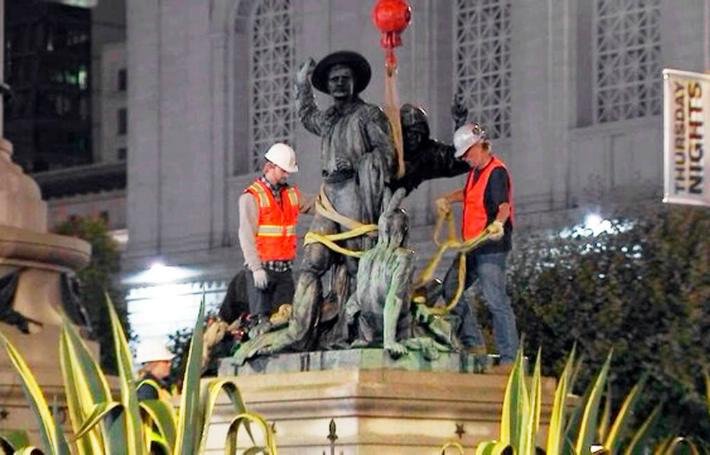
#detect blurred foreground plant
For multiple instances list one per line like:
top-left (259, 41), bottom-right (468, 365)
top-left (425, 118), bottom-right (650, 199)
top-left (439, 345), bottom-right (710, 454)
top-left (0, 295), bottom-right (276, 454)
top-left (55, 216), bottom-right (130, 374)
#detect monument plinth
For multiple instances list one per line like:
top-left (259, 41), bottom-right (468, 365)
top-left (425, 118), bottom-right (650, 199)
top-left (210, 351), bottom-right (555, 454)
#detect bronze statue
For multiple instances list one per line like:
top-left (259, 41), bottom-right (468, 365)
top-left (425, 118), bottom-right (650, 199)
top-left (392, 101), bottom-right (470, 195)
top-left (346, 188), bottom-right (413, 357)
top-left (234, 51), bottom-right (396, 358)
top-left (234, 188), bottom-right (458, 364)
top-left (232, 54), bottom-right (475, 365)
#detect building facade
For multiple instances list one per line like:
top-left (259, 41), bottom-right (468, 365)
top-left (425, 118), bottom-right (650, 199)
top-left (98, 41), bottom-right (127, 164)
top-left (124, 0), bottom-right (708, 345)
top-left (91, 0), bottom-right (127, 164)
top-left (3, 0), bottom-right (128, 244)
top-left (4, 0), bottom-right (92, 172)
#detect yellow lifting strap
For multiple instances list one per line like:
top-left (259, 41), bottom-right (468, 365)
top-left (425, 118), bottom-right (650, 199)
top-left (314, 185), bottom-right (377, 234)
top-left (415, 210), bottom-right (493, 316)
top-left (303, 185), bottom-right (378, 257)
top-left (303, 186), bottom-right (493, 314)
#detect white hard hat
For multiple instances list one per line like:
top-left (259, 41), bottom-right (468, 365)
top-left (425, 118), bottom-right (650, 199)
top-left (136, 341), bottom-right (173, 364)
top-left (264, 143), bottom-right (298, 173)
top-left (453, 123), bottom-right (489, 158)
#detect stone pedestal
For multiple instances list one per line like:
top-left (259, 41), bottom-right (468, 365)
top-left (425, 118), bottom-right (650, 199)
top-left (0, 139), bottom-right (47, 232)
top-left (219, 348), bottom-right (491, 377)
top-left (0, 138), bottom-right (94, 442)
top-left (209, 351), bottom-right (555, 454)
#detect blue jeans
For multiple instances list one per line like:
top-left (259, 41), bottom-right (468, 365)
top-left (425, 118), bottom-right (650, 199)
top-left (442, 251), bottom-right (518, 363)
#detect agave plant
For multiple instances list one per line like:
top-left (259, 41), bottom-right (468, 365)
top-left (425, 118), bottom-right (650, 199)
top-left (0, 295), bottom-right (277, 454)
top-left (464, 346), bottom-right (666, 455)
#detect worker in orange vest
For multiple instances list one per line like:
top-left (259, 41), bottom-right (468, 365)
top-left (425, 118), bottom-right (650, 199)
top-left (239, 143), bottom-right (310, 319)
top-left (435, 123), bottom-right (518, 373)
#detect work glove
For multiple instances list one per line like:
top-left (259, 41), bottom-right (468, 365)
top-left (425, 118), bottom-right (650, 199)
top-left (488, 220), bottom-right (505, 241)
top-left (435, 197), bottom-right (452, 216)
top-left (253, 269), bottom-right (268, 290)
top-left (295, 58), bottom-right (316, 86)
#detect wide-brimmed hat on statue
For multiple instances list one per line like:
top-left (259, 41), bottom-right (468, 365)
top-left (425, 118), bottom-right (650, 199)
top-left (312, 50), bottom-right (372, 95)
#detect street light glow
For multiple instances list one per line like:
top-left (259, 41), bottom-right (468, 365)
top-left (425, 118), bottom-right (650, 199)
top-left (122, 260), bottom-right (197, 285)
top-left (584, 213), bottom-right (603, 231)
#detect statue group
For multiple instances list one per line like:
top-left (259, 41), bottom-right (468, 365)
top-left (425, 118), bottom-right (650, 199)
top-left (231, 50), bottom-right (474, 365)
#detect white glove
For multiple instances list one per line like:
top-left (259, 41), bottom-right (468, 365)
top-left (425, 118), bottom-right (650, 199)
top-left (253, 269), bottom-right (268, 290)
top-left (488, 220), bottom-right (505, 241)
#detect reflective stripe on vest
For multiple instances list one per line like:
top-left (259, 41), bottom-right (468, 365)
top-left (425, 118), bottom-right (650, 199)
top-left (461, 156), bottom-right (514, 240)
top-left (245, 179), bottom-right (300, 261)
top-left (285, 187), bottom-right (299, 207)
top-left (247, 182), bottom-right (270, 208)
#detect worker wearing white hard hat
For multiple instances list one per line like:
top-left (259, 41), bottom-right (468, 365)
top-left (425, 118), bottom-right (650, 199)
top-left (136, 340), bottom-right (174, 400)
top-left (264, 142), bottom-right (299, 173)
top-left (434, 122), bottom-right (518, 375)
top-left (236, 143), bottom-right (313, 320)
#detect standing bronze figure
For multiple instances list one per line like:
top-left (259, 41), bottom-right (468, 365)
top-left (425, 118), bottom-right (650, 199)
top-left (235, 51), bottom-right (396, 360)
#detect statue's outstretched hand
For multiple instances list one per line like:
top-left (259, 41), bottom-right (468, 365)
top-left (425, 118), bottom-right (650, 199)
top-left (335, 155), bottom-right (352, 172)
top-left (384, 340), bottom-right (408, 358)
top-left (451, 95), bottom-right (468, 129)
top-left (296, 58), bottom-right (316, 85)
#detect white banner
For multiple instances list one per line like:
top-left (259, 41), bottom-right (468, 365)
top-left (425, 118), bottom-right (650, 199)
top-left (663, 69), bottom-right (710, 206)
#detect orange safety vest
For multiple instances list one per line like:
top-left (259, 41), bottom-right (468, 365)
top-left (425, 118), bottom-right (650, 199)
top-left (462, 156), bottom-right (514, 240)
top-left (245, 179), bottom-right (301, 261)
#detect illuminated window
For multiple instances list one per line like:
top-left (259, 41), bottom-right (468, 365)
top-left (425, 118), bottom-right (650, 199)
top-left (78, 66), bottom-right (88, 90)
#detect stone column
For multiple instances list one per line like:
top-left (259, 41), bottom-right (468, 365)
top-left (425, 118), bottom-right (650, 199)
top-left (509, 0), bottom-right (552, 214)
top-left (660, 0), bottom-right (706, 73)
top-left (125, 0), bottom-right (161, 263)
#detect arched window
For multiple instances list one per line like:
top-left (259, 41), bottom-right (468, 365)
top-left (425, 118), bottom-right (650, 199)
top-left (248, 0), bottom-right (295, 172)
top-left (453, 0), bottom-right (512, 139)
top-left (593, 0), bottom-right (661, 123)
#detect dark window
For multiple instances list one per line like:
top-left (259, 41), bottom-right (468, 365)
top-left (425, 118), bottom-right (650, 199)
top-left (4, 1), bottom-right (93, 169)
top-left (117, 68), bottom-right (127, 92)
top-left (117, 108), bottom-right (127, 135)
top-left (117, 147), bottom-right (127, 161)
top-left (99, 211), bottom-right (109, 223)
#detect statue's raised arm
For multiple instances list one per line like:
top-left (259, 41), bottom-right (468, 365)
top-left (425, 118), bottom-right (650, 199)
top-left (295, 57), bottom-right (325, 136)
